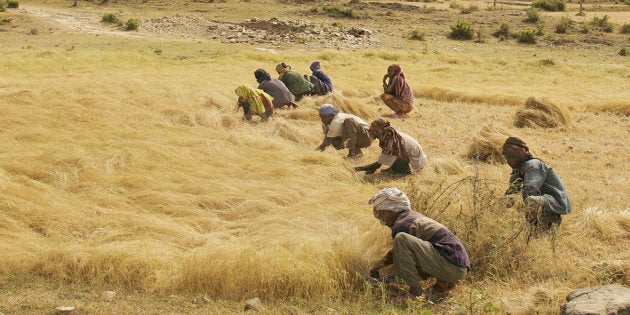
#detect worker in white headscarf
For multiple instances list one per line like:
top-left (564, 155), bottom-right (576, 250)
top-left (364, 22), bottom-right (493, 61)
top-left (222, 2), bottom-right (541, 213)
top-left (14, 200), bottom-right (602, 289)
top-left (368, 187), bottom-right (470, 302)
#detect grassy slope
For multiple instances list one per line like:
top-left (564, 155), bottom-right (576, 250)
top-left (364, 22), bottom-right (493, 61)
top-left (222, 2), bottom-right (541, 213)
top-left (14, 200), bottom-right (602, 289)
top-left (0, 0), bottom-right (629, 314)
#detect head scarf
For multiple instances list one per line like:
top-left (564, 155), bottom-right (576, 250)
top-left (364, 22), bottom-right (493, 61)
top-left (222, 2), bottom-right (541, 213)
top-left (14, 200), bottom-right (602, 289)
top-left (254, 69), bottom-right (271, 84)
top-left (386, 64), bottom-right (407, 98)
top-left (276, 63), bottom-right (291, 75)
top-left (318, 103), bottom-right (339, 116)
top-left (502, 136), bottom-right (533, 162)
top-left (368, 118), bottom-right (409, 162)
top-left (235, 85), bottom-right (266, 115)
top-left (310, 61), bottom-right (321, 72)
top-left (369, 187), bottom-right (411, 225)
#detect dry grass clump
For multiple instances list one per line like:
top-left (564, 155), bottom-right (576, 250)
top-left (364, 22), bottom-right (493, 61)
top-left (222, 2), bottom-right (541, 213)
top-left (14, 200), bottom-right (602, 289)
top-left (298, 91), bottom-right (381, 121)
top-left (513, 97), bottom-right (571, 128)
top-left (432, 158), bottom-right (467, 175)
top-left (466, 124), bottom-right (512, 163)
top-left (421, 87), bottom-right (522, 106)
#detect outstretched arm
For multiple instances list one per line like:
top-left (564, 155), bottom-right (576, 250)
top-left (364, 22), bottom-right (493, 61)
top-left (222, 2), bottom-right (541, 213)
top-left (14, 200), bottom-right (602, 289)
top-left (317, 137), bottom-right (332, 151)
top-left (354, 162), bottom-right (382, 174)
top-left (370, 249), bottom-right (393, 278)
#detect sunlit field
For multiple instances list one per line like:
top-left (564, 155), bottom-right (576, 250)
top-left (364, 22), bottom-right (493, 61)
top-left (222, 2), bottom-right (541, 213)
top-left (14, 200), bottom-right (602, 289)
top-left (1, 0), bottom-right (629, 313)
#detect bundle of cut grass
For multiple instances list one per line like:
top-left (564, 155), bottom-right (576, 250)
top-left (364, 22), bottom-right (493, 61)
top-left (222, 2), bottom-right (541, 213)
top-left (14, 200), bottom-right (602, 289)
top-left (432, 158), bottom-right (466, 175)
top-left (466, 124), bottom-right (511, 163)
top-left (513, 97), bottom-right (571, 128)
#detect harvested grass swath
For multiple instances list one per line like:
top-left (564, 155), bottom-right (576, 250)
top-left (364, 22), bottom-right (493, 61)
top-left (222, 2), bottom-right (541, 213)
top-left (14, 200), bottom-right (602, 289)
top-left (432, 158), bottom-right (466, 175)
top-left (513, 97), bottom-right (571, 128)
top-left (466, 124), bottom-right (511, 163)
top-left (298, 91), bottom-right (380, 120)
top-left (586, 102), bottom-right (630, 117)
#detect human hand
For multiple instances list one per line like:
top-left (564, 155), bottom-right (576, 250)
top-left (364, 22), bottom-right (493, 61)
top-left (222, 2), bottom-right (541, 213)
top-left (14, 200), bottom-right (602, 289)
top-left (505, 178), bottom-right (523, 195)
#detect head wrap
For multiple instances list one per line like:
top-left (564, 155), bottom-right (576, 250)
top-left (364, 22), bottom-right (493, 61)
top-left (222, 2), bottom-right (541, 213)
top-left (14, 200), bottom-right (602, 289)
top-left (386, 64), bottom-right (407, 98)
top-left (310, 61), bottom-right (321, 72)
top-left (276, 63), bottom-right (290, 74)
top-left (502, 136), bottom-right (532, 162)
top-left (369, 118), bottom-right (409, 162)
top-left (254, 69), bottom-right (271, 84)
top-left (387, 64), bottom-right (403, 77)
top-left (318, 103), bottom-right (339, 116)
top-left (369, 187), bottom-right (411, 225)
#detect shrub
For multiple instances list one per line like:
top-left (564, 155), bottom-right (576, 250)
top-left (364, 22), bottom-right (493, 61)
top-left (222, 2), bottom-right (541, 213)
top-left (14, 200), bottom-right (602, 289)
top-left (322, 5), bottom-right (364, 18)
top-left (125, 18), bottom-right (139, 31)
top-left (525, 7), bottom-right (540, 23)
top-left (620, 47), bottom-right (628, 56)
top-left (0, 0), bottom-right (6, 12)
top-left (101, 13), bottom-right (120, 24)
top-left (408, 29), bottom-right (426, 41)
top-left (532, 0), bottom-right (565, 11)
top-left (518, 29), bottom-right (537, 44)
top-left (590, 15), bottom-right (614, 32)
top-left (460, 4), bottom-right (479, 14)
top-left (621, 23), bottom-right (630, 34)
top-left (535, 22), bottom-right (545, 35)
top-left (7, 0), bottom-right (17, 8)
top-left (449, 20), bottom-right (474, 40)
top-left (449, 1), bottom-right (462, 9)
top-left (555, 15), bottom-right (573, 33)
top-left (493, 23), bottom-right (511, 40)
top-left (475, 30), bottom-right (486, 43)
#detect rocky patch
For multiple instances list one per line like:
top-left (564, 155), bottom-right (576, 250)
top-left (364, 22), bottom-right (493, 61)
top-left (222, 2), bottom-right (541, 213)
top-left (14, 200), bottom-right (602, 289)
top-left (142, 15), bottom-right (378, 49)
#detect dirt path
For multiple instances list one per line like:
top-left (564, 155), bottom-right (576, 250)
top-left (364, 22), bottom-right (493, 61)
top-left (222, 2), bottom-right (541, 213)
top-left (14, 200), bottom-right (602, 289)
top-left (22, 4), bottom-right (159, 39)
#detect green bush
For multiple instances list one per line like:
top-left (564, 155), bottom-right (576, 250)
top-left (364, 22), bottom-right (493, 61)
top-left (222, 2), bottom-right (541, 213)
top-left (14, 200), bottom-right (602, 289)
top-left (323, 5), bottom-right (364, 18)
top-left (525, 7), bottom-right (540, 23)
top-left (449, 20), bottom-right (474, 40)
top-left (0, 0), bottom-right (7, 12)
top-left (7, 0), bottom-right (17, 8)
top-left (101, 13), bottom-right (120, 24)
top-left (532, 0), bottom-right (565, 11)
top-left (555, 15), bottom-right (573, 33)
top-left (621, 23), bottom-right (630, 34)
top-left (408, 29), bottom-right (426, 41)
top-left (125, 18), bottom-right (139, 31)
top-left (590, 15), bottom-right (614, 32)
top-left (518, 29), bottom-right (537, 44)
top-left (619, 47), bottom-right (628, 56)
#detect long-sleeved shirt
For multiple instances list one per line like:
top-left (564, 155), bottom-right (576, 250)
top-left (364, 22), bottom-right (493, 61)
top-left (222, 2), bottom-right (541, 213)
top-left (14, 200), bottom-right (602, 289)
top-left (509, 158), bottom-right (572, 214)
top-left (279, 71), bottom-right (313, 97)
top-left (377, 132), bottom-right (427, 173)
top-left (258, 79), bottom-right (294, 108)
top-left (391, 211), bottom-right (470, 269)
top-left (312, 69), bottom-right (333, 92)
top-left (322, 113), bottom-right (368, 138)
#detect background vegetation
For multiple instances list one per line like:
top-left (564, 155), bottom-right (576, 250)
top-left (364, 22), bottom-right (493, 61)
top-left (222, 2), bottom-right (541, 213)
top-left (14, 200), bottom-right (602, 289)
top-left (0, 0), bottom-right (628, 313)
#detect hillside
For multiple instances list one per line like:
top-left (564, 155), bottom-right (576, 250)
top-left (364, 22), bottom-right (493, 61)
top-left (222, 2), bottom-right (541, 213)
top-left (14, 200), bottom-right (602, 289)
top-left (0, 0), bottom-right (629, 314)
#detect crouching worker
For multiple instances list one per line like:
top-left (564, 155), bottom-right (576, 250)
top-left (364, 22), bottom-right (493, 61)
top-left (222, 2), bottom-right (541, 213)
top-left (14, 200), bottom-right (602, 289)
top-left (355, 118), bottom-right (427, 175)
top-left (502, 137), bottom-right (572, 236)
top-left (316, 104), bottom-right (372, 159)
top-left (235, 85), bottom-right (274, 121)
top-left (368, 187), bottom-right (470, 303)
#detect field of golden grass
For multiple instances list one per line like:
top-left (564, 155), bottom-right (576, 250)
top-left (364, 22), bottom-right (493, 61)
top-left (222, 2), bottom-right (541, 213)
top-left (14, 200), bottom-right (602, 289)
top-left (1, 0), bottom-right (629, 314)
